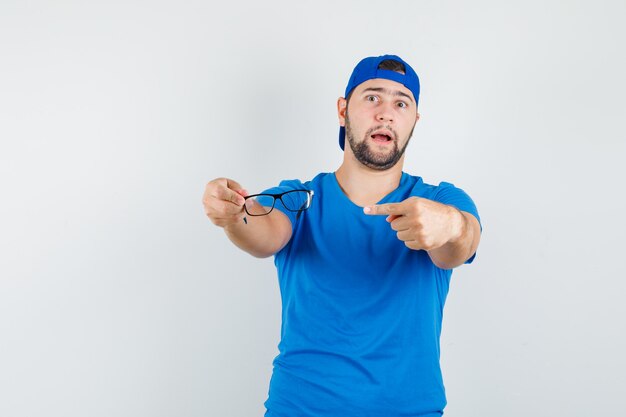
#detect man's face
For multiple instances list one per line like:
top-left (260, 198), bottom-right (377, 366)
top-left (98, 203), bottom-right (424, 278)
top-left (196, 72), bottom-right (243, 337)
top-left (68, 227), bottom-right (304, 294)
top-left (341, 78), bottom-right (419, 170)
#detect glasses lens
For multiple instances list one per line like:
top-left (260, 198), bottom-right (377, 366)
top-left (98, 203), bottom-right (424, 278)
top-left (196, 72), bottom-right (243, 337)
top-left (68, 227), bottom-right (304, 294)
top-left (245, 195), bottom-right (275, 216)
top-left (279, 190), bottom-right (312, 212)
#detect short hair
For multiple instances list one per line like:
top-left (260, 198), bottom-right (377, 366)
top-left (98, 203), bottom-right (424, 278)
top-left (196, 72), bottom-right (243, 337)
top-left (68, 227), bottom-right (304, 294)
top-left (377, 59), bottom-right (406, 74)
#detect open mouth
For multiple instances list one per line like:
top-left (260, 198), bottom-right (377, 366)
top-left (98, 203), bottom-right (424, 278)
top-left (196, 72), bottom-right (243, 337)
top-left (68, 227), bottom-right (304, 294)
top-left (371, 132), bottom-right (393, 143)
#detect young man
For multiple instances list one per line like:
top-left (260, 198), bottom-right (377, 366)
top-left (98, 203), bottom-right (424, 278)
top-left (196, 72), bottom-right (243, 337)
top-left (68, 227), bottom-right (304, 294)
top-left (203, 54), bottom-right (481, 417)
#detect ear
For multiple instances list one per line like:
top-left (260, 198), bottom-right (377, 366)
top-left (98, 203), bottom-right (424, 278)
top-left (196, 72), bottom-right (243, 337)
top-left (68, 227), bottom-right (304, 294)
top-left (415, 111), bottom-right (420, 123)
top-left (337, 97), bottom-right (347, 127)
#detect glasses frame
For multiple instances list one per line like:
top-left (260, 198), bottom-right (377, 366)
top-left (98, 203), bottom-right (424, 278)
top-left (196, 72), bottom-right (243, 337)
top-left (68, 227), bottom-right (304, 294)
top-left (243, 189), bottom-right (314, 219)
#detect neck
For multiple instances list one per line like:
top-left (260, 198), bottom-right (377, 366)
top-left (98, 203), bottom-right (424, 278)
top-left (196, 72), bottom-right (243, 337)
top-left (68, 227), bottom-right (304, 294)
top-left (334, 153), bottom-right (405, 207)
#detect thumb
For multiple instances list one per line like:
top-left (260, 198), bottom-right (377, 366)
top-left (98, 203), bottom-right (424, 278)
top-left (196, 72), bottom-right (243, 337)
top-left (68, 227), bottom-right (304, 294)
top-left (225, 178), bottom-right (244, 192)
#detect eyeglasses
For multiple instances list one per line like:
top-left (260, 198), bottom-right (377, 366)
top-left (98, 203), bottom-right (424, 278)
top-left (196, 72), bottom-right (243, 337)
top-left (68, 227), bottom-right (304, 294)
top-left (243, 189), bottom-right (314, 223)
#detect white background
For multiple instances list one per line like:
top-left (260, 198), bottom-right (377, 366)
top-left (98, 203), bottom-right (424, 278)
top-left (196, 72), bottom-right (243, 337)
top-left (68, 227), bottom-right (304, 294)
top-left (1, 1), bottom-right (625, 416)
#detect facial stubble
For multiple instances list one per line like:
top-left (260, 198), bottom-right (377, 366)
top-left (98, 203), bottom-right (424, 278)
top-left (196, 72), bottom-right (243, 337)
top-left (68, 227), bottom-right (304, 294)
top-left (345, 112), bottom-right (415, 171)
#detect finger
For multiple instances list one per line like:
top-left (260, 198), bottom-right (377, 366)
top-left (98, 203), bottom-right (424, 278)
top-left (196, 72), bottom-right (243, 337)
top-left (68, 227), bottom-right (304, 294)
top-left (389, 216), bottom-right (413, 232)
top-left (214, 185), bottom-right (245, 206)
top-left (225, 178), bottom-right (244, 192)
top-left (403, 240), bottom-right (424, 251)
top-left (210, 197), bottom-right (246, 216)
top-left (396, 229), bottom-right (417, 241)
top-left (228, 180), bottom-right (249, 198)
top-left (363, 203), bottom-right (402, 216)
top-left (386, 214), bottom-right (402, 224)
top-left (204, 197), bottom-right (245, 221)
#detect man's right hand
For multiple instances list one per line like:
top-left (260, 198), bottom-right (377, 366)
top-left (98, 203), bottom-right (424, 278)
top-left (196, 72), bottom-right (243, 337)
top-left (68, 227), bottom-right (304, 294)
top-left (202, 178), bottom-right (248, 228)
top-left (202, 177), bottom-right (293, 258)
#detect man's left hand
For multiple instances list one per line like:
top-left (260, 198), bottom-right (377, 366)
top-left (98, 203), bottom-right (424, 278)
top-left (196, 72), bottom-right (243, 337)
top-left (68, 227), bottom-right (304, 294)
top-left (363, 197), bottom-right (464, 251)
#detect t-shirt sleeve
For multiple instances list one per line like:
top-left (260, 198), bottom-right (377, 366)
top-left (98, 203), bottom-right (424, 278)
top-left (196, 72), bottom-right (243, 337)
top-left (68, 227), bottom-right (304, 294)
top-left (260, 178), bottom-right (307, 230)
top-left (432, 182), bottom-right (482, 264)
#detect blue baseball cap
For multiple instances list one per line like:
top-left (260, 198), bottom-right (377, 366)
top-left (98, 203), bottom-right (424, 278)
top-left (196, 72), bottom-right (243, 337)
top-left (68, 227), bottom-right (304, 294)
top-left (339, 54), bottom-right (420, 150)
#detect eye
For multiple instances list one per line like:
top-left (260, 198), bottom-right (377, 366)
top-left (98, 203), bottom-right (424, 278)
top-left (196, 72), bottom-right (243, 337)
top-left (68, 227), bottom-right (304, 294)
top-left (397, 101), bottom-right (408, 108)
top-left (366, 95), bottom-right (379, 102)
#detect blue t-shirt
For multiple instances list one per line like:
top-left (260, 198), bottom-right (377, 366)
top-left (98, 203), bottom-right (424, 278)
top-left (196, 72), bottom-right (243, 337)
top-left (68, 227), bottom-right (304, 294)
top-left (262, 172), bottom-right (480, 417)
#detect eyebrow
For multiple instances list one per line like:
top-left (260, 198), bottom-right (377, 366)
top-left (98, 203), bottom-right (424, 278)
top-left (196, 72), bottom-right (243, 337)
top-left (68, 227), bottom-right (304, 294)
top-left (361, 87), bottom-right (414, 103)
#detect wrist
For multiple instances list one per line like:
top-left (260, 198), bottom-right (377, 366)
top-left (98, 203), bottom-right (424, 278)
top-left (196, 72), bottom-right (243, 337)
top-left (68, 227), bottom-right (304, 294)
top-left (448, 207), bottom-right (466, 244)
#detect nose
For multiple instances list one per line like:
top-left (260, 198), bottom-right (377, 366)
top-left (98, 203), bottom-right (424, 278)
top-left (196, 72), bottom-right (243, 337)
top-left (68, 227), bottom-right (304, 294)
top-left (376, 103), bottom-right (394, 123)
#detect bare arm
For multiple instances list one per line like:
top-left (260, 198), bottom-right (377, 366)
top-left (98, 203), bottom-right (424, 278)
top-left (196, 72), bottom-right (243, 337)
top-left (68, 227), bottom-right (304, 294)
top-left (223, 210), bottom-right (292, 258)
top-left (202, 178), bottom-right (293, 258)
top-left (364, 197), bottom-right (481, 269)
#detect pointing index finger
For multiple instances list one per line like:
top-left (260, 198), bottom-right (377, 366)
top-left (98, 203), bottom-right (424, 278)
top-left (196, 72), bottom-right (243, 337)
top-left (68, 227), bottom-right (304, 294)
top-left (363, 203), bottom-right (401, 216)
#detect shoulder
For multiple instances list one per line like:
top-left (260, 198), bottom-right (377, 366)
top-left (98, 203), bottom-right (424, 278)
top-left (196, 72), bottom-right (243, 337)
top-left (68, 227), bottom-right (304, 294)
top-left (402, 172), bottom-right (471, 199)
top-left (430, 181), bottom-right (475, 204)
top-left (275, 172), bottom-right (331, 191)
top-left (405, 173), bottom-right (481, 223)
top-left (262, 177), bottom-right (311, 194)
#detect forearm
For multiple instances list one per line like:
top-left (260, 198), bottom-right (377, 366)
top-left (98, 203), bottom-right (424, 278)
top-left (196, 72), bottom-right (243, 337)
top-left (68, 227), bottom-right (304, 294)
top-left (427, 210), bottom-right (480, 270)
top-left (223, 211), bottom-right (292, 258)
